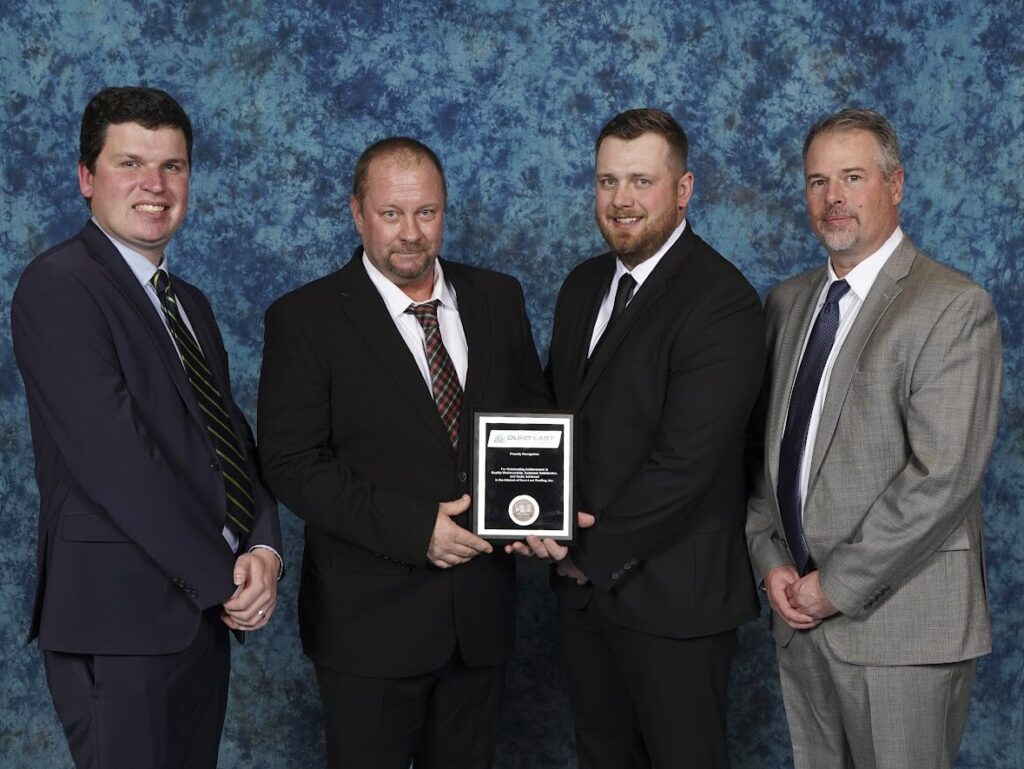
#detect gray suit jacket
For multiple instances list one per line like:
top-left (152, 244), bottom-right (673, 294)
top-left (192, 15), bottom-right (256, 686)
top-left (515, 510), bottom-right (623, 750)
top-left (746, 235), bottom-right (1001, 665)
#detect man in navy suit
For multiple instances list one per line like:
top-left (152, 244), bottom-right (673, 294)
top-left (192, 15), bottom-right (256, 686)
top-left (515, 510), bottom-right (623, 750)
top-left (11, 86), bottom-right (282, 769)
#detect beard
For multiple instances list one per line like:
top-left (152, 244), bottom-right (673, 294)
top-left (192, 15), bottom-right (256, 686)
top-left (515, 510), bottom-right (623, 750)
top-left (596, 206), bottom-right (679, 269)
top-left (816, 207), bottom-right (860, 253)
top-left (382, 244), bottom-right (435, 281)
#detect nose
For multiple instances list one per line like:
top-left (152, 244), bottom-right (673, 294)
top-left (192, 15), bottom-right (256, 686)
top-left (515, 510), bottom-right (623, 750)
top-left (140, 166), bottom-right (165, 192)
top-left (398, 214), bottom-right (422, 241)
top-left (611, 184), bottom-right (634, 208)
top-left (825, 180), bottom-right (843, 205)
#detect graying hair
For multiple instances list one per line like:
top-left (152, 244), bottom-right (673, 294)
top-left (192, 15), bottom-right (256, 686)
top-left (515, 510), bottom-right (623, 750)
top-left (803, 109), bottom-right (901, 179)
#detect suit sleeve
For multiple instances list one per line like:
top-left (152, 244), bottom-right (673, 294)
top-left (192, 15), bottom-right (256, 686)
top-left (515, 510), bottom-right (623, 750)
top-left (11, 261), bottom-right (239, 608)
top-left (574, 278), bottom-right (767, 590)
top-left (745, 288), bottom-right (797, 582)
top-left (819, 285), bottom-right (1002, 618)
top-left (257, 299), bottom-right (438, 566)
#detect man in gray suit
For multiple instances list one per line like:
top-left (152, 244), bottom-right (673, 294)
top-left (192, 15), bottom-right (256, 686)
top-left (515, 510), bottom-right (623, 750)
top-left (746, 108), bottom-right (1001, 769)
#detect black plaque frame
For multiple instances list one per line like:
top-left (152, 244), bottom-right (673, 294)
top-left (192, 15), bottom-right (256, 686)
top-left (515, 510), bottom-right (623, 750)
top-left (471, 411), bottom-right (574, 541)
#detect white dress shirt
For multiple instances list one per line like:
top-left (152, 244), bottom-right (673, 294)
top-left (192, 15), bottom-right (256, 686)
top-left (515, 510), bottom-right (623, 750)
top-left (362, 253), bottom-right (469, 390)
top-left (588, 219), bottom-right (688, 356)
top-left (796, 226), bottom-right (904, 514)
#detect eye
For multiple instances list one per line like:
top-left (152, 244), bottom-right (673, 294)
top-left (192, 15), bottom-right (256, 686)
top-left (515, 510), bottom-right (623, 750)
top-left (598, 177), bottom-right (616, 189)
top-left (164, 161), bottom-right (184, 173)
top-left (635, 178), bottom-right (652, 188)
top-left (381, 210), bottom-right (399, 220)
top-left (847, 174), bottom-right (861, 182)
top-left (417, 208), bottom-right (437, 220)
top-left (808, 178), bottom-right (825, 189)
top-left (120, 159), bottom-right (139, 168)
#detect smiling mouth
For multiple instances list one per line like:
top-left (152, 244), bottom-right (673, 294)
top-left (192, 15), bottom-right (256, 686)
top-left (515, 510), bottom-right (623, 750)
top-left (610, 215), bottom-right (641, 225)
top-left (134, 204), bottom-right (167, 213)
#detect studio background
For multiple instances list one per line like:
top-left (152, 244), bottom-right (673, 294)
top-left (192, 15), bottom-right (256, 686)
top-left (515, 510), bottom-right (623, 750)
top-left (1, 1), bottom-right (1021, 767)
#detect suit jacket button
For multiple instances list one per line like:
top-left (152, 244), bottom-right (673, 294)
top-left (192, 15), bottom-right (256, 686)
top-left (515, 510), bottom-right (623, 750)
top-left (623, 563), bottom-right (631, 570)
top-left (612, 571), bottom-right (621, 580)
top-left (210, 460), bottom-right (220, 471)
top-left (457, 471), bottom-right (467, 483)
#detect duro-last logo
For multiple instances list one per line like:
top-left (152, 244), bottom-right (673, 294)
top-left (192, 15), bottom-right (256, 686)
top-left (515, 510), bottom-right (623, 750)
top-left (487, 430), bottom-right (562, 449)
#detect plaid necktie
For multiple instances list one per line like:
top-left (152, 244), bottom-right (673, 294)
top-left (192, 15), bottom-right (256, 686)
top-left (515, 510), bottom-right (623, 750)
top-left (777, 279), bottom-right (850, 573)
top-left (151, 269), bottom-right (255, 535)
top-left (406, 300), bottom-right (463, 448)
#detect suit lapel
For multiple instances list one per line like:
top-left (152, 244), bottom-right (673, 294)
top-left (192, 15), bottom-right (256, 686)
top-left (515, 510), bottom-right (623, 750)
top-left (570, 261), bottom-right (614, 394)
top-left (445, 260), bottom-right (489, 415)
top-left (83, 223), bottom-right (207, 429)
top-left (766, 268), bottom-right (828, 486)
top-left (338, 252), bottom-right (455, 453)
top-left (572, 238), bottom-right (685, 411)
top-left (806, 238), bottom-right (915, 492)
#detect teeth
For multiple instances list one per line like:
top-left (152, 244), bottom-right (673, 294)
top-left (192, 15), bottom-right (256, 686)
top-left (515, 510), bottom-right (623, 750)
top-left (135, 204), bottom-right (166, 213)
top-left (614, 217), bottom-right (639, 224)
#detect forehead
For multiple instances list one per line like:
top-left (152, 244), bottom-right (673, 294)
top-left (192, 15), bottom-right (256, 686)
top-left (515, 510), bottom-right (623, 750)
top-left (596, 133), bottom-right (673, 174)
top-left (363, 154), bottom-right (444, 201)
top-left (100, 122), bottom-right (187, 156)
top-left (804, 129), bottom-right (882, 171)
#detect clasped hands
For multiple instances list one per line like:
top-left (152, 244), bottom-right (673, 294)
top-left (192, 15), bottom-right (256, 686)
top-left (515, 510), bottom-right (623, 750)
top-left (763, 565), bottom-right (839, 630)
top-left (426, 494), bottom-right (596, 585)
top-left (221, 547), bottom-right (279, 632)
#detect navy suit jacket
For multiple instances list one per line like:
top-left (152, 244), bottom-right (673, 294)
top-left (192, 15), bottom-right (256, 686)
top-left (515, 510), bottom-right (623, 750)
top-left (11, 221), bottom-right (281, 655)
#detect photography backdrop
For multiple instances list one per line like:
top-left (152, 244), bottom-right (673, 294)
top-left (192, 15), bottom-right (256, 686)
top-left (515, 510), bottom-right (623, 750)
top-left (1, 1), bottom-right (1021, 767)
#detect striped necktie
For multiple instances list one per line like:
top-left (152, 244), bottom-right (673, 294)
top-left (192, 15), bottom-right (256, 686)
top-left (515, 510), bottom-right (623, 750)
top-left (406, 300), bottom-right (463, 448)
top-left (151, 269), bottom-right (255, 535)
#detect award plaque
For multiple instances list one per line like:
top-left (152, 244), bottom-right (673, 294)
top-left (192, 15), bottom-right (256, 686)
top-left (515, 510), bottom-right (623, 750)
top-left (472, 411), bottom-right (574, 541)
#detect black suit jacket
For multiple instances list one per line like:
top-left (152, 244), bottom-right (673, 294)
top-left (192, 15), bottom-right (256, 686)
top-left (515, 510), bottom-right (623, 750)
top-left (258, 249), bottom-right (548, 678)
top-left (10, 221), bottom-right (281, 655)
top-left (547, 225), bottom-right (764, 638)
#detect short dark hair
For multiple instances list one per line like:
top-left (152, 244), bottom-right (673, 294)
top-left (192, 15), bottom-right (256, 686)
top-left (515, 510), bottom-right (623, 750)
top-left (596, 108), bottom-right (689, 174)
top-left (351, 137), bottom-right (447, 204)
top-left (79, 86), bottom-right (193, 173)
top-left (802, 108), bottom-right (901, 179)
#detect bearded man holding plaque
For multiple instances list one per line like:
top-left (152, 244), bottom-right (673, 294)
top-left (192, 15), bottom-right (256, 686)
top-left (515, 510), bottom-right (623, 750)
top-left (510, 108), bottom-right (766, 768)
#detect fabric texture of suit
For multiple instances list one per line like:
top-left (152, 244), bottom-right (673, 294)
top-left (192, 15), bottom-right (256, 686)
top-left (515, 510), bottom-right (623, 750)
top-left (546, 224), bottom-right (766, 765)
top-left (257, 248), bottom-right (548, 679)
top-left (11, 220), bottom-right (281, 656)
top-left (746, 235), bottom-right (999, 661)
top-left (745, 235), bottom-right (1001, 767)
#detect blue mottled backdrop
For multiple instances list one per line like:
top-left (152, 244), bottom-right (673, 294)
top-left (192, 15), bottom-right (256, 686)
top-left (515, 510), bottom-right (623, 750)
top-left (1, 1), bottom-right (1021, 767)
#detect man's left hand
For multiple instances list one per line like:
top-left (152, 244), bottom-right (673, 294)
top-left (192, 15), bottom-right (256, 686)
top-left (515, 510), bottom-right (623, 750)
top-left (785, 570), bottom-right (838, 620)
top-left (221, 549), bottom-right (279, 631)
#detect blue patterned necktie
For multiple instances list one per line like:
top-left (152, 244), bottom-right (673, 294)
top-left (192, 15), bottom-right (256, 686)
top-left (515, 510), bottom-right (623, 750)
top-left (777, 279), bottom-right (850, 574)
top-left (151, 269), bottom-right (255, 535)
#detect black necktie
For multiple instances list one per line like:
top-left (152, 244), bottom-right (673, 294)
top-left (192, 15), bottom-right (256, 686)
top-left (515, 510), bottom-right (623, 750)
top-left (151, 269), bottom-right (255, 536)
top-left (777, 279), bottom-right (850, 573)
top-left (610, 273), bottom-right (637, 324)
top-left (588, 273), bottom-right (637, 366)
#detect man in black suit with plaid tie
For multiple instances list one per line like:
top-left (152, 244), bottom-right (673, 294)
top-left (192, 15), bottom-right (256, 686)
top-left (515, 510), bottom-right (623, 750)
top-left (258, 137), bottom-right (549, 769)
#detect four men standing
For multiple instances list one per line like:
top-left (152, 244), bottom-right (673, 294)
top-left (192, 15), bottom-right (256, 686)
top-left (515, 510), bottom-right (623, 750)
top-left (11, 90), bottom-right (1001, 769)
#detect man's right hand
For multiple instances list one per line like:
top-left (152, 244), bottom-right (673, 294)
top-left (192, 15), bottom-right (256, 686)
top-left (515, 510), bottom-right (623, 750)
top-left (427, 494), bottom-right (492, 568)
top-left (763, 565), bottom-right (821, 630)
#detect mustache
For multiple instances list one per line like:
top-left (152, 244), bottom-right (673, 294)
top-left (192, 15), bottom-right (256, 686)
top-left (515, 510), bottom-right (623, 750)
top-left (822, 206), bottom-right (857, 221)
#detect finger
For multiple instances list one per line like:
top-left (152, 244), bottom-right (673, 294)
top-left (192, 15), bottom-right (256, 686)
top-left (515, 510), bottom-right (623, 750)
top-left (506, 542), bottom-right (534, 557)
top-left (577, 512), bottom-right (596, 528)
top-left (539, 539), bottom-right (569, 561)
top-left (453, 532), bottom-right (493, 554)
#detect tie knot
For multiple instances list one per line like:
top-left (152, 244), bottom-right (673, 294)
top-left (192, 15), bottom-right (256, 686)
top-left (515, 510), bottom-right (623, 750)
top-left (151, 269), bottom-right (171, 297)
top-left (825, 279), bottom-right (850, 305)
top-left (407, 300), bottom-right (440, 329)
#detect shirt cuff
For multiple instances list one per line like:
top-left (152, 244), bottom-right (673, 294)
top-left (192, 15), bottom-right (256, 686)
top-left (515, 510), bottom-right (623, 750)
top-left (248, 545), bottom-right (284, 580)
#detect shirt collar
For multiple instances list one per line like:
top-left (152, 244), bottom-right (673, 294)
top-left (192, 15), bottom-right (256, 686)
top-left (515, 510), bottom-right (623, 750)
top-left (615, 218), bottom-right (688, 287)
top-left (92, 217), bottom-right (167, 287)
top-left (826, 225), bottom-right (903, 301)
top-left (361, 251), bottom-right (457, 319)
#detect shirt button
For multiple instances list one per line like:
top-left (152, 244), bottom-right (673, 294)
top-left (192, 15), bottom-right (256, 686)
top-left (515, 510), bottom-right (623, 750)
top-left (457, 471), bottom-right (467, 483)
top-left (210, 460), bottom-right (220, 471)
